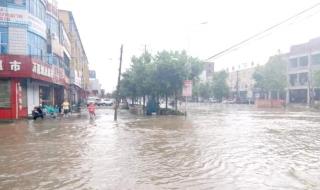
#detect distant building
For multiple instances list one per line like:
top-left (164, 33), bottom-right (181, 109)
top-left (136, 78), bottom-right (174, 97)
top-left (89, 70), bottom-right (101, 96)
top-left (286, 37), bottom-right (320, 104)
top-left (59, 10), bottom-right (90, 105)
top-left (227, 67), bottom-right (256, 101)
top-left (199, 62), bottom-right (214, 83)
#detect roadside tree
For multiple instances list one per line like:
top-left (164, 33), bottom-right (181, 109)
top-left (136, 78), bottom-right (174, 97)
top-left (212, 71), bottom-right (229, 101)
top-left (253, 54), bottom-right (287, 100)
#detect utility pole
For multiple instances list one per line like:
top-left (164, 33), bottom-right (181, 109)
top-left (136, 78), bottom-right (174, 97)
top-left (114, 45), bottom-right (123, 121)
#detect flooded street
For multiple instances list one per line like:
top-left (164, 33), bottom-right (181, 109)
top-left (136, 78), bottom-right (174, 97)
top-left (1, 104), bottom-right (320, 190)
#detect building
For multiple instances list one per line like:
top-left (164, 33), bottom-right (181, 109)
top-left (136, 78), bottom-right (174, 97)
top-left (59, 10), bottom-right (90, 106)
top-left (0, 0), bottom-right (88, 119)
top-left (227, 67), bottom-right (256, 101)
top-left (199, 62), bottom-right (214, 83)
top-left (286, 37), bottom-right (320, 104)
top-left (88, 70), bottom-right (101, 96)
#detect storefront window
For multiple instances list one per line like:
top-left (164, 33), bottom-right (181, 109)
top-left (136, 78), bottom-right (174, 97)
top-left (0, 80), bottom-right (11, 108)
top-left (0, 27), bottom-right (8, 54)
top-left (39, 86), bottom-right (51, 105)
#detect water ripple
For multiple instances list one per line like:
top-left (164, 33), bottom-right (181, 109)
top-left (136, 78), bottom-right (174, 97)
top-left (0, 106), bottom-right (320, 189)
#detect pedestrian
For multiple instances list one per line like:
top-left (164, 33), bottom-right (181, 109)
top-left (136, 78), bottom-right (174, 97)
top-left (62, 99), bottom-right (70, 117)
top-left (87, 102), bottom-right (96, 119)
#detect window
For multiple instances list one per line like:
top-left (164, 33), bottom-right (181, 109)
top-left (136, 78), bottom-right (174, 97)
top-left (28, 0), bottom-right (35, 15)
top-left (0, 80), bottom-right (11, 108)
top-left (290, 74), bottom-right (297, 86)
top-left (312, 54), bottom-right (320, 65)
top-left (299, 56), bottom-right (308, 67)
top-left (289, 58), bottom-right (298, 68)
top-left (28, 32), bottom-right (47, 60)
top-left (48, 54), bottom-right (61, 65)
top-left (46, 15), bottom-right (59, 41)
top-left (299, 73), bottom-right (308, 86)
top-left (7, 0), bottom-right (26, 7)
top-left (27, 0), bottom-right (45, 21)
top-left (0, 0), bottom-right (6, 6)
top-left (0, 27), bottom-right (8, 54)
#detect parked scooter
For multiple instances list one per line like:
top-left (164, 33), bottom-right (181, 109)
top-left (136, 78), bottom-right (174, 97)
top-left (32, 106), bottom-right (44, 120)
top-left (43, 105), bottom-right (59, 118)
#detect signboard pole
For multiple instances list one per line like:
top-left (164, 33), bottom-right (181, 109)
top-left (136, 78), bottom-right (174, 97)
top-left (183, 80), bottom-right (192, 118)
top-left (185, 95), bottom-right (187, 118)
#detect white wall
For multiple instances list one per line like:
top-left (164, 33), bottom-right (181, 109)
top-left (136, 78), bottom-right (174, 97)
top-left (27, 80), bottom-right (40, 115)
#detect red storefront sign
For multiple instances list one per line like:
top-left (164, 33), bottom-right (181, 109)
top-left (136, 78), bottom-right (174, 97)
top-left (0, 55), bottom-right (68, 86)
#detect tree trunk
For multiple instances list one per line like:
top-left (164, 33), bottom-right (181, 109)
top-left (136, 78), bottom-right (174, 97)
top-left (157, 95), bottom-right (160, 115)
top-left (174, 91), bottom-right (178, 111)
top-left (143, 96), bottom-right (146, 107)
top-left (131, 97), bottom-right (134, 105)
top-left (277, 91), bottom-right (280, 100)
top-left (268, 91), bottom-right (272, 100)
top-left (143, 95), bottom-right (146, 115)
top-left (165, 94), bottom-right (168, 109)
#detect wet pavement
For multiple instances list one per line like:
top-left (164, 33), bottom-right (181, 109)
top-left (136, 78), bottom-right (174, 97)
top-left (0, 104), bottom-right (320, 190)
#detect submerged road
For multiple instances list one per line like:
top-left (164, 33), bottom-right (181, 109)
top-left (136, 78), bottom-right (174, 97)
top-left (0, 104), bottom-right (320, 189)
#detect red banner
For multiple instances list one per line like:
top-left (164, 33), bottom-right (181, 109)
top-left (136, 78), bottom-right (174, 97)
top-left (0, 55), bottom-right (68, 86)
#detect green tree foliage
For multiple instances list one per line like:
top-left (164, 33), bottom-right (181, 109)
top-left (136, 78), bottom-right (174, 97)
top-left (199, 82), bottom-right (212, 100)
top-left (193, 82), bottom-right (212, 100)
top-left (212, 71), bottom-right (229, 101)
top-left (253, 54), bottom-right (287, 99)
top-left (119, 71), bottom-right (137, 104)
top-left (119, 50), bottom-right (204, 108)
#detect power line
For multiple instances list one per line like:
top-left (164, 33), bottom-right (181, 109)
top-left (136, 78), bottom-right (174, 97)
top-left (206, 2), bottom-right (320, 61)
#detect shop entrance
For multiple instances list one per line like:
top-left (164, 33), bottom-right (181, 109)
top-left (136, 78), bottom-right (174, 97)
top-left (54, 86), bottom-right (64, 107)
top-left (39, 86), bottom-right (52, 106)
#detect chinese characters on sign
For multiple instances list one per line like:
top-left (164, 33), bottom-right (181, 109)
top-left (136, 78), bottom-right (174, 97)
top-left (0, 56), bottom-right (67, 86)
top-left (32, 62), bottom-right (53, 78)
top-left (10, 60), bottom-right (21, 71)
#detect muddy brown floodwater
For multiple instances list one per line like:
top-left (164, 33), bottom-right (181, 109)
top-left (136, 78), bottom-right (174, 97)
top-left (0, 104), bottom-right (320, 190)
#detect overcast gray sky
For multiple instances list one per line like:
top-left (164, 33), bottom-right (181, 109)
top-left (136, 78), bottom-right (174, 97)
top-left (59, 0), bottom-right (320, 92)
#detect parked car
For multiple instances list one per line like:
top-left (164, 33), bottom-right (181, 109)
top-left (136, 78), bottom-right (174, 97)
top-left (209, 98), bottom-right (219, 103)
top-left (222, 99), bottom-right (236, 104)
top-left (87, 97), bottom-right (99, 106)
top-left (97, 99), bottom-right (114, 106)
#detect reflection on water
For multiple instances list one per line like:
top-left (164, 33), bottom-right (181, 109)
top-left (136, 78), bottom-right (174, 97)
top-left (0, 104), bottom-right (320, 189)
